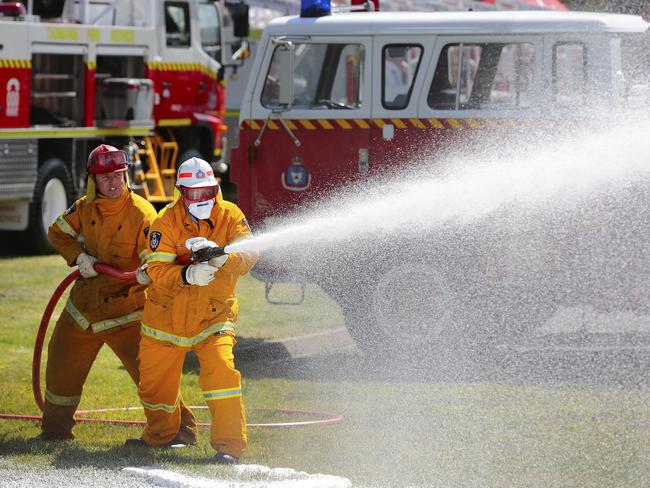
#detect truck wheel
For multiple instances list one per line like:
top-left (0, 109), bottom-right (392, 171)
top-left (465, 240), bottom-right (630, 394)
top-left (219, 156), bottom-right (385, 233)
top-left (178, 148), bottom-right (202, 165)
top-left (339, 262), bottom-right (495, 362)
top-left (27, 159), bottom-right (72, 254)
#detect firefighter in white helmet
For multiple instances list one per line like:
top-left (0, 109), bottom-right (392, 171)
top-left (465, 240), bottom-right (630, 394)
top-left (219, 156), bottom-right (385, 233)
top-left (42, 144), bottom-right (196, 444)
top-left (132, 157), bottom-right (257, 464)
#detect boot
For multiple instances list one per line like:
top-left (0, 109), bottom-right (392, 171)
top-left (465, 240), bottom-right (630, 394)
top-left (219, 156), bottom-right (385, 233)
top-left (215, 452), bottom-right (239, 465)
top-left (124, 435), bottom-right (192, 448)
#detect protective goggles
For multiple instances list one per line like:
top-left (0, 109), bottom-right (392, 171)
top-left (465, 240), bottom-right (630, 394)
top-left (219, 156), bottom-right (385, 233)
top-left (180, 186), bottom-right (218, 203)
top-left (89, 150), bottom-right (129, 174)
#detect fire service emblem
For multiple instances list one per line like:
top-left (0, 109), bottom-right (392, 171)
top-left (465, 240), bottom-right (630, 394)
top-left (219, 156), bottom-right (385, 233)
top-left (150, 231), bottom-right (162, 251)
top-left (281, 156), bottom-right (311, 192)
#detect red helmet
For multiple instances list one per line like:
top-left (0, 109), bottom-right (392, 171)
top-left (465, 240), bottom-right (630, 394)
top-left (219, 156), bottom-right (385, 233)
top-left (87, 144), bottom-right (130, 174)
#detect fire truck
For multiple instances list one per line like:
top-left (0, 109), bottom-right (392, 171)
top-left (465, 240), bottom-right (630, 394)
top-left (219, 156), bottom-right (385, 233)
top-left (231, 1), bottom-right (650, 354)
top-left (0, 0), bottom-right (249, 253)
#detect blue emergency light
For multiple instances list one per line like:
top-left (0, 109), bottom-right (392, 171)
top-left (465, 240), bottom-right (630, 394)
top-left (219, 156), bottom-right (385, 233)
top-left (300, 0), bottom-right (331, 18)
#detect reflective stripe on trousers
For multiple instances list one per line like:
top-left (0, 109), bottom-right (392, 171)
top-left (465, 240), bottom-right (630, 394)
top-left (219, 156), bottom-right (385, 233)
top-left (65, 297), bottom-right (143, 333)
top-left (45, 389), bottom-right (81, 406)
top-left (140, 322), bottom-right (235, 347)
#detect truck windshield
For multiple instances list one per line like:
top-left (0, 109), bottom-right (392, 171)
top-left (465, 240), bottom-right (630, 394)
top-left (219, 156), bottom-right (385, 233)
top-left (262, 42), bottom-right (364, 110)
top-left (199, 2), bottom-right (222, 62)
top-left (164, 2), bottom-right (190, 47)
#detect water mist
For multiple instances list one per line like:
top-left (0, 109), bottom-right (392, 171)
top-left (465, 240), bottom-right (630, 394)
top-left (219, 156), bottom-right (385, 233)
top-left (235, 116), bottom-right (650, 488)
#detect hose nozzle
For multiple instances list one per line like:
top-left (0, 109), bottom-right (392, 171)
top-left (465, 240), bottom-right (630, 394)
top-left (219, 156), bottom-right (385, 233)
top-left (191, 245), bottom-right (226, 263)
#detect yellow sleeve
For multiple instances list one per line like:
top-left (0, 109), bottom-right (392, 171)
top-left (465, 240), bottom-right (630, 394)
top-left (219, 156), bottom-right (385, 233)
top-left (145, 213), bottom-right (186, 289)
top-left (135, 200), bottom-right (158, 264)
top-left (221, 207), bottom-right (258, 276)
top-left (47, 199), bottom-right (84, 266)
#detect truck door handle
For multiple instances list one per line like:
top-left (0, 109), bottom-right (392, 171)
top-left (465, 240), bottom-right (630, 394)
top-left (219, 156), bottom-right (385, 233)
top-left (198, 81), bottom-right (208, 90)
top-left (162, 82), bottom-right (172, 88)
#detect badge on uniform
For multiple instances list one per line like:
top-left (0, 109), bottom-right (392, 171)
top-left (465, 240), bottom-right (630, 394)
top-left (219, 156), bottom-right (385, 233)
top-left (150, 231), bottom-right (162, 251)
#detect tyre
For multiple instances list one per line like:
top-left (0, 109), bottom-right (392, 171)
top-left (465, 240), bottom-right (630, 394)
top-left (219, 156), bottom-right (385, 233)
top-left (338, 260), bottom-right (498, 363)
top-left (178, 148), bottom-right (203, 165)
top-left (26, 158), bottom-right (73, 254)
top-left (338, 252), bottom-right (561, 366)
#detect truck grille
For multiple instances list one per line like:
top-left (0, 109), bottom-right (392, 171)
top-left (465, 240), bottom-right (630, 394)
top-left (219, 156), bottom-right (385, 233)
top-left (0, 140), bottom-right (38, 200)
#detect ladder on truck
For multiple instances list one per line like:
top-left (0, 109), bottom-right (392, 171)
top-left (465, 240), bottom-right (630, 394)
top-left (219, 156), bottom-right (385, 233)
top-left (133, 132), bottom-right (180, 203)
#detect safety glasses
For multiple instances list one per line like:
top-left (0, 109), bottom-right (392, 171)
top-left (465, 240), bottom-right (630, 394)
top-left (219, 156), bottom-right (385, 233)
top-left (180, 186), bottom-right (218, 203)
top-left (90, 150), bottom-right (129, 173)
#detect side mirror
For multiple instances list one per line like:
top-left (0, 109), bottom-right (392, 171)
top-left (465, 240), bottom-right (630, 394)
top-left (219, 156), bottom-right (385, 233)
top-left (225, 0), bottom-right (249, 38)
top-left (276, 42), bottom-right (295, 110)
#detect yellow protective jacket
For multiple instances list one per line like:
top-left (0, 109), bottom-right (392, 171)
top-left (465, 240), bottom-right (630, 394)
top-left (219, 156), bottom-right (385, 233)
top-left (142, 195), bottom-right (257, 346)
top-left (48, 188), bottom-right (157, 333)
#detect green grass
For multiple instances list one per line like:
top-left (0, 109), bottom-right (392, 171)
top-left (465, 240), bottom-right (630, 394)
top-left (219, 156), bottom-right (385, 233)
top-left (1, 255), bottom-right (649, 487)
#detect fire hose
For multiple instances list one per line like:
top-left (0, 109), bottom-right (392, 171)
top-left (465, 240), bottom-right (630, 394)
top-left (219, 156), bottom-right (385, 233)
top-left (0, 251), bottom-right (344, 429)
top-left (32, 263), bottom-right (135, 411)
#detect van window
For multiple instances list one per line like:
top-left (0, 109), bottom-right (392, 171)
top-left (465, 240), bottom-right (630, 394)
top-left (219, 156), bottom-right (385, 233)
top-left (165, 2), bottom-right (191, 47)
top-left (553, 43), bottom-right (586, 106)
top-left (428, 42), bottom-right (535, 110)
top-left (383, 44), bottom-right (423, 109)
top-left (618, 36), bottom-right (649, 107)
top-left (262, 43), bottom-right (365, 109)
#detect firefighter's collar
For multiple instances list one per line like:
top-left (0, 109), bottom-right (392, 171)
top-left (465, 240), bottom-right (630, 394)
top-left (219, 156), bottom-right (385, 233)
top-left (92, 187), bottom-right (130, 216)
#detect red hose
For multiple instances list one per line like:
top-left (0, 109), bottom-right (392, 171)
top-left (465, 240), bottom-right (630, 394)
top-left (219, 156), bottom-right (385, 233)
top-left (0, 407), bottom-right (344, 429)
top-left (32, 263), bottom-right (135, 411)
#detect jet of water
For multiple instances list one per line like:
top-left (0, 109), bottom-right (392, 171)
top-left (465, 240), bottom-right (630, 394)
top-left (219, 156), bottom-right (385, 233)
top-left (226, 118), bottom-right (650, 257)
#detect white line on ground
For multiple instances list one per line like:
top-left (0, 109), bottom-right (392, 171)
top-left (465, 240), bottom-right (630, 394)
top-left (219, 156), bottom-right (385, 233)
top-left (123, 465), bottom-right (352, 488)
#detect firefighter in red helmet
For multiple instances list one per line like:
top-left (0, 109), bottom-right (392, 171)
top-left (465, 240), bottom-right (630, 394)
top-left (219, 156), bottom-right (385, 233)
top-left (131, 157), bottom-right (257, 464)
top-left (41, 144), bottom-right (196, 443)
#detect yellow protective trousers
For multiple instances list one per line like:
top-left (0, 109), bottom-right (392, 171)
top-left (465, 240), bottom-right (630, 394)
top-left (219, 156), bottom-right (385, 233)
top-left (41, 311), bottom-right (197, 441)
top-left (138, 333), bottom-right (247, 457)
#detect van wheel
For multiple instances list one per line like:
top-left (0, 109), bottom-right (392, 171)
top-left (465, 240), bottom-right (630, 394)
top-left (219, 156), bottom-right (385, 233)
top-left (26, 159), bottom-right (72, 254)
top-left (340, 262), bottom-right (495, 363)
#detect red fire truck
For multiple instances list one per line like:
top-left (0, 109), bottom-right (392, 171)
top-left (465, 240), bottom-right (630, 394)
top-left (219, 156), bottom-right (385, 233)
top-left (0, 0), bottom-right (249, 253)
top-left (231, 3), bottom-right (650, 354)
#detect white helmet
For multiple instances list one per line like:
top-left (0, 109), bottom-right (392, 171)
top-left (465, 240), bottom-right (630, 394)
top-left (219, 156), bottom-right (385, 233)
top-left (176, 157), bottom-right (218, 188)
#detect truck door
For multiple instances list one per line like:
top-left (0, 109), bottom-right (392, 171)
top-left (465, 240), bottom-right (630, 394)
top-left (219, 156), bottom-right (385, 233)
top-left (196, 0), bottom-right (224, 113)
top-left (155, 0), bottom-right (199, 120)
top-left (370, 36), bottom-right (433, 171)
top-left (237, 36), bottom-right (371, 224)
